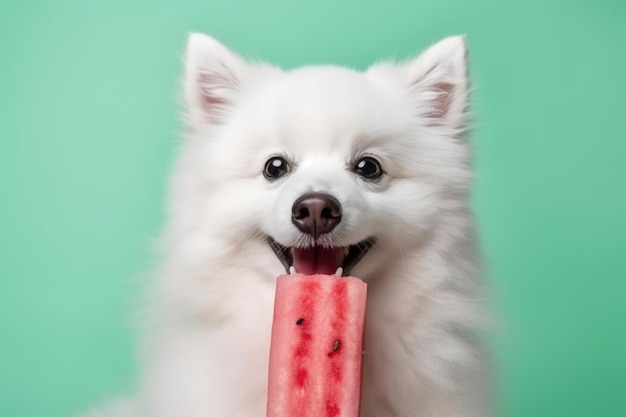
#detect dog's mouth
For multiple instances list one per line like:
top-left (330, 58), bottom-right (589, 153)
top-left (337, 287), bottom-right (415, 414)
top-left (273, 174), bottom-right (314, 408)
top-left (268, 237), bottom-right (375, 277)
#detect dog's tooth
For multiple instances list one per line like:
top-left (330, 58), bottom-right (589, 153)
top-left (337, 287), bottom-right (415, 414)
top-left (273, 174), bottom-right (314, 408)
top-left (334, 267), bottom-right (343, 277)
top-left (289, 266), bottom-right (296, 275)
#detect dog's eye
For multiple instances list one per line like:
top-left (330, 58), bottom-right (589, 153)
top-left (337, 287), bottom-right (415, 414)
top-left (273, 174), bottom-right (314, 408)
top-left (354, 157), bottom-right (383, 180)
top-left (264, 156), bottom-right (290, 180)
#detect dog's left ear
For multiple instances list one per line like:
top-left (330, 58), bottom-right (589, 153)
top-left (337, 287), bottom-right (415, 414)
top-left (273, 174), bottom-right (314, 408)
top-left (368, 36), bottom-right (469, 131)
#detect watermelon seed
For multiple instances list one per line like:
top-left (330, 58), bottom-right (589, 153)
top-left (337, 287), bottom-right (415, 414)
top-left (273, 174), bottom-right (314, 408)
top-left (296, 318), bottom-right (304, 325)
top-left (327, 339), bottom-right (342, 357)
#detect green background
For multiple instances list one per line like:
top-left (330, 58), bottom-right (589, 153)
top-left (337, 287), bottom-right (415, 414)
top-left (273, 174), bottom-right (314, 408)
top-left (1, 1), bottom-right (624, 416)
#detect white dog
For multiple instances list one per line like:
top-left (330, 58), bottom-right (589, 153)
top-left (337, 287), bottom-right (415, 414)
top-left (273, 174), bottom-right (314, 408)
top-left (91, 33), bottom-right (488, 417)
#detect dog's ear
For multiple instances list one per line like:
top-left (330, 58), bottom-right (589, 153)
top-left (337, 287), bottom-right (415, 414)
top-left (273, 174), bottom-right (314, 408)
top-left (183, 33), bottom-right (246, 126)
top-left (368, 36), bottom-right (469, 131)
top-left (406, 36), bottom-right (469, 126)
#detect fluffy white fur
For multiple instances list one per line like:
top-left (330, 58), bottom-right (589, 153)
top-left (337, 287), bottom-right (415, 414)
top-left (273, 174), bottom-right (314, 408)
top-left (90, 33), bottom-right (488, 417)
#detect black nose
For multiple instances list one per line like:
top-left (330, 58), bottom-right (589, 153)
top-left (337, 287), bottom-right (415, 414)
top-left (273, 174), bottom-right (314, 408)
top-left (291, 192), bottom-right (342, 238)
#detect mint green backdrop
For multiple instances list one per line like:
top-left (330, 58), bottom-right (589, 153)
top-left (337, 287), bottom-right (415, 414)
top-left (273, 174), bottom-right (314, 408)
top-left (1, 1), bottom-right (624, 416)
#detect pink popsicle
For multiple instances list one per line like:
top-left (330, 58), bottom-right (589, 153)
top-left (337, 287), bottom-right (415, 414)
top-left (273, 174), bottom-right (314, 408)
top-left (266, 274), bottom-right (367, 417)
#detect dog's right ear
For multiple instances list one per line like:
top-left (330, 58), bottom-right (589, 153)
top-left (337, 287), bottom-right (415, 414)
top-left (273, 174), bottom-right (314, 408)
top-left (183, 33), bottom-right (245, 126)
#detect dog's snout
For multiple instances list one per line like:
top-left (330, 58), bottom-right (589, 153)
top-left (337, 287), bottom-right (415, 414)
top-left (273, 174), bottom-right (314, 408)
top-left (291, 193), bottom-right (342, 238)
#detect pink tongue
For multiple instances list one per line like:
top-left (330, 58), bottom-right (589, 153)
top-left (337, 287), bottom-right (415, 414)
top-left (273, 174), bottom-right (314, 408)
top-left (292, 246), bottom-right (343, 275)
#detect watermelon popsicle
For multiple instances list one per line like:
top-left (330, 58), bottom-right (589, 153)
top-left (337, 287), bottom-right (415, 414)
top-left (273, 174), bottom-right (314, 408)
top-left (266, 273), bottom-right (367, 417)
